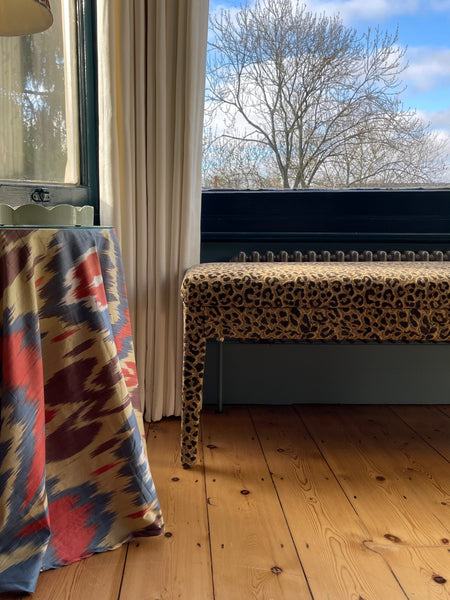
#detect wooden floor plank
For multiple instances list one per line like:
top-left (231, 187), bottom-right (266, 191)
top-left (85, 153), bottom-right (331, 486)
top-left (202, 407), bottom-right (312, 600)
top-left (365, 545), bottom-right (450, 600)
top-left (391, 405), bottom-right (450, 462)
top-left (31, 545), bottom-right (127, 600)
top-left (5, 405), bottom-right (450, 599)
top-left (251, 405), bottom-right (408, 600)
top-left (298, 405), bottom-right (450, 547)
top-left (438, 406), bottom-right (450, 420)
top-left (119, 418), bottom-right (213, 600)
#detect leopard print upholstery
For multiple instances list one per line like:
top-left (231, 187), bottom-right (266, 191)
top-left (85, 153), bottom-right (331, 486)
top-left (180, 261), bottom-right (450, 466)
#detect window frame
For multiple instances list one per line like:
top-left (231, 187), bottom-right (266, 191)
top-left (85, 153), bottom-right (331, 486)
top-left (201, 188), bottom-right (450, 262)
top-left (0, 0), bottom-right (99, 223)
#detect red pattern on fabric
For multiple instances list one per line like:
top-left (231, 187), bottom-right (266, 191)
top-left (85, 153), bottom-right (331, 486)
top-left (2, 330), bottom-right (43, 400)
top-left (72, 252), bottom-right (107, 308)
top-left (2, 329), bottom-right (46, 508)
top-left (123, 361), bottom-right (138, 389)
top-left (91, 462), bottom-right (118, 476)
top-left (113, 309), bottom-right (132, 355)
top-left (45, 408), bottom-right (58, 424)
top-left (125, 508), bottom-right (151, 519)
top-left (18, 516), bottom-right (49, 538)
top-left (51, 328), bottom-right (79, 342)
top-left (48, 495), bottom-right (97, 564)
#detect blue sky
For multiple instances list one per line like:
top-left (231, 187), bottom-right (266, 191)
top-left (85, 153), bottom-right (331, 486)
top-left (209, 0), bottom-right (450, 154)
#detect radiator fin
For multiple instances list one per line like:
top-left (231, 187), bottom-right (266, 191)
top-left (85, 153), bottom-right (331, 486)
top-left (231, 250), bottom-right (450, 262)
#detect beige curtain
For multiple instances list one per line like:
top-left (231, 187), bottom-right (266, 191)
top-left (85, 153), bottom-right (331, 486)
top-left (96, 0), bottom-right (209, 420)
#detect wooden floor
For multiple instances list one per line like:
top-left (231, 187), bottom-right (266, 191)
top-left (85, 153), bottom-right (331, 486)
top-left (7, 404), bottom-right (450, 600)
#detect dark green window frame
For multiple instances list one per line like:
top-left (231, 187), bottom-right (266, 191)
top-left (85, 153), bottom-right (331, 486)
top-left (0, 0), bottom-right (99, 224)
top-left (201, 189), bottom-right (450, 262)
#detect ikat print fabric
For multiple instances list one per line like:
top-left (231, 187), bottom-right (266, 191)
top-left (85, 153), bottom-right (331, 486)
top-left (0, 227), bottom-right (163, 593)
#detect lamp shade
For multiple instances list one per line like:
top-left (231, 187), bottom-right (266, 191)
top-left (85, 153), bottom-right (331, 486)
top-left (0, 0), bottom-right (53, 36)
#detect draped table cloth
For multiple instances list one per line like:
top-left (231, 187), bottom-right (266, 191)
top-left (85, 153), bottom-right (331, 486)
top-left (0, 227), bottom-right (164, 594)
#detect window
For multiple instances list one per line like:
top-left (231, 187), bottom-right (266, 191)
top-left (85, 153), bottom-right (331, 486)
top-left (0, 0), bottom-right (98, 221)
top-left (204, 0), bottom-right (450, 192)
top-left (201, 1), bottom-right (450, 261)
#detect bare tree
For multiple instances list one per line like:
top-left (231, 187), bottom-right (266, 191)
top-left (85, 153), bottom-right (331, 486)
top-left (205, 0), bottom-right (447, 189)
top-left (202, 127), bottom-right (281, 188)
top-left (315, 112), bottom-right (448, 187)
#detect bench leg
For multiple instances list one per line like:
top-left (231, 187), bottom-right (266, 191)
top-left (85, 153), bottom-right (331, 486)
top-left (217, 340), bottom-right (223, 413)
top-left (181, 333), bottom-right (206, 467)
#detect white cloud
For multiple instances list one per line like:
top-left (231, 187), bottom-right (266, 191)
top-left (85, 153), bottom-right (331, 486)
top-left (431, 110), bottom-right (450, 130)
top-left (403, 47), bottom-right (450, 92)
top-left (210, 0), bottom-right (450, 20)
top-left (292, 0), bottom-right (419, 23)
top-left (418, 110), bottom-right (450, 180)
top-left (420, 107), bottom-right (450, 130)
top-left (430, 0), bottom-right (450, 11)
top-left (210, 0), bottom-right (420, 22)
top-left (435, 130), bottom-right (450, 181)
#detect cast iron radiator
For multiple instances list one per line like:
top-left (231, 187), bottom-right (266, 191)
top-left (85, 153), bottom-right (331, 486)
top-left (231, 249), bottom-right (450, 262)
top-left (208, 247), bottom-right (450, 412)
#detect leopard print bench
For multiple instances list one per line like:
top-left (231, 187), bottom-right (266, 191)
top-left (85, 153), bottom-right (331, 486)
top-left (180, 261), bottom-right (450, 467)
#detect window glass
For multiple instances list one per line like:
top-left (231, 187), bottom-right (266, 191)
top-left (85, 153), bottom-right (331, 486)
top-left (0, 0), bottom-right (79, 185)
top-left (203, 0), bottom-right (450, 190)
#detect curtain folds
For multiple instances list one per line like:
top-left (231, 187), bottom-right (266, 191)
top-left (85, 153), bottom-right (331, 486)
top-left (96, 0), bottom-right (209, 420)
